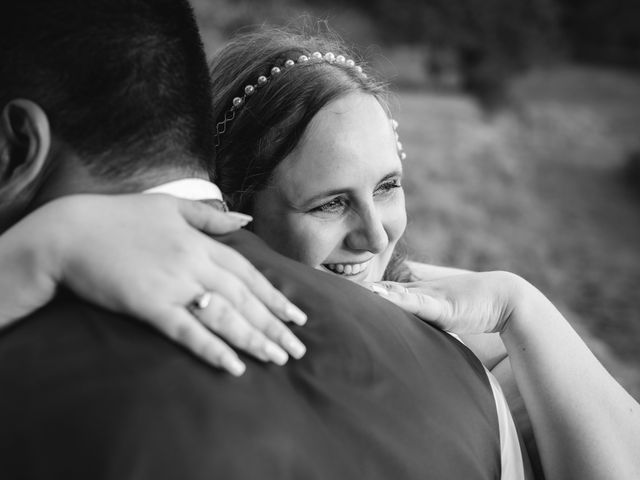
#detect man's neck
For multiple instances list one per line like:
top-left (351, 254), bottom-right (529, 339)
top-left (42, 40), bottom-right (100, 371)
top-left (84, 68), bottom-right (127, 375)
top-left (31, 150), bottom-right (210, 209)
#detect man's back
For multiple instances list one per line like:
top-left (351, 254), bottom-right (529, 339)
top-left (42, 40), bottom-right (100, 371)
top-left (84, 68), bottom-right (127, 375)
top-left (0, 230), bottom-right (502, 479)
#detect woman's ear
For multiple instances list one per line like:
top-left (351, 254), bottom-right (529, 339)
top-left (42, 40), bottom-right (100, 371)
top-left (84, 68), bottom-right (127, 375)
top-left (0, 99), bottom-right (51, 198)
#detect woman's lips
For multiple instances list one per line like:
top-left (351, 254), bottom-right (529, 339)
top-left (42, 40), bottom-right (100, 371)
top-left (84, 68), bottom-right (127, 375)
top-left (322, 258), bottom-right (372, 276)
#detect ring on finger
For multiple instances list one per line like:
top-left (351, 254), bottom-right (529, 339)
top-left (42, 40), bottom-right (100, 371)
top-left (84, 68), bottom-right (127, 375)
top-left (190, 291), bottom-right (213, 311)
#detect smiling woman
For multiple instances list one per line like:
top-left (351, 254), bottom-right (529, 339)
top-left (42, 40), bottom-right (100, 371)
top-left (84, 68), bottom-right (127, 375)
top-left (210, 29), bottom-right (413, 283)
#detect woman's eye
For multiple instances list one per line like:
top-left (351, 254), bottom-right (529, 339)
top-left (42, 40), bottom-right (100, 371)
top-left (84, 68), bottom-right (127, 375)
top-left (375, 178), bottom-right (402, 196)
top-left (310, 197), bottom-right (347, 214)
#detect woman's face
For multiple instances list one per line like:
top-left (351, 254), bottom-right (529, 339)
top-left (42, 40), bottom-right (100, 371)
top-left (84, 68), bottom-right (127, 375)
top-left (252, 92), bottom-right (407, 283)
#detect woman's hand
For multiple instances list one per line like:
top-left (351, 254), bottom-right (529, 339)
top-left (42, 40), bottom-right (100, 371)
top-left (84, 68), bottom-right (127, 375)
top-left (365, 271), bottom-right (527, 335)
top-left (0, 194), bottom-right (307, 376)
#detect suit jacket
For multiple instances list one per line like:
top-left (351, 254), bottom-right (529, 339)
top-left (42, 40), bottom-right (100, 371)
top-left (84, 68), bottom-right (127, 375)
top-left (0, 230), bottom-right (503, 479)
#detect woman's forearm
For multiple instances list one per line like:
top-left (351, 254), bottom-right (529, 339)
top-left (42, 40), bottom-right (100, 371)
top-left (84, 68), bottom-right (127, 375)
top-left (501, 280), bottom-right (640, 480)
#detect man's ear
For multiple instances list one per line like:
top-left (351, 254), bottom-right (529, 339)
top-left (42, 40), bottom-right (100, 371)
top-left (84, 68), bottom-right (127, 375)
top-left (0, 99), bottom-right (51, 198)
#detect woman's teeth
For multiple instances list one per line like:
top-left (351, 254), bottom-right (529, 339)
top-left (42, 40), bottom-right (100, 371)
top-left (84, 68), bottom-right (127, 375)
top-left (324, 260), bottom-right (370, 276)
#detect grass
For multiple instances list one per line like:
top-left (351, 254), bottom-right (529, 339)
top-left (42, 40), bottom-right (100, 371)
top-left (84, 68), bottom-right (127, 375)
top-left (397, 65), bottom-right (640, 397)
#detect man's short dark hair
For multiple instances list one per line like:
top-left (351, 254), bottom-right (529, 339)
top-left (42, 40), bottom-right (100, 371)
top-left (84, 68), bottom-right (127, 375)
top-left (0, 0), bottom-right (214, 179)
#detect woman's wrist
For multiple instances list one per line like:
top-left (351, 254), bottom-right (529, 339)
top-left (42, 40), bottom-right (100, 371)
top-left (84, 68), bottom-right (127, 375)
top-left (499, 273), bottom-right (559, 348)
top-left (0, 201), bottom-right (70, 327)
top-left (24, 197), bottom-right (79, 286)
top-left (495, 272), bottom-right (543, 334)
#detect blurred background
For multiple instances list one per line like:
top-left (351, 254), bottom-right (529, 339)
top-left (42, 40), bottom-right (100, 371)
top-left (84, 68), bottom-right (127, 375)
top-left (192, 0), bottom-right (640, 398)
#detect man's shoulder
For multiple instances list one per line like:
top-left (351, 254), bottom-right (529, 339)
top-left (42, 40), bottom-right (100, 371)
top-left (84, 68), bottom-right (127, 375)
top-left (214, 230), bottom-right (504, 478)
top-left (0, 293), bottom-right (235, 479)
top-left (0, 292), bottom-right (164, 363)
top-left (0, 292), bottom-right (191, 399)
top-left (0, 239), bottom-right (505, 479)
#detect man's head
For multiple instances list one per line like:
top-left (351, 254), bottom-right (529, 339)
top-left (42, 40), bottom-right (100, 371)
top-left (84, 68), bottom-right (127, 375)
top-left (0, 0), bottom-right (214, 231)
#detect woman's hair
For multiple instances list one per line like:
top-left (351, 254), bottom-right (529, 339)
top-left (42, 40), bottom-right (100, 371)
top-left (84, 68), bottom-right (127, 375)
top-left (209, 26), bottom-right (412, 281)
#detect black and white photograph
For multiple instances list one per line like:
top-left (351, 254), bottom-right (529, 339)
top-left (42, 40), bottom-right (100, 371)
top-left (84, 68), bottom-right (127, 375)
top-left (1, 0), bottom-right (639, 478)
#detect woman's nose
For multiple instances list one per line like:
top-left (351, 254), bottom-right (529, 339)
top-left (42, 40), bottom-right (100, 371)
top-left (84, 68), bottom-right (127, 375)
top-left (345, 206), bottom-right (389, 254)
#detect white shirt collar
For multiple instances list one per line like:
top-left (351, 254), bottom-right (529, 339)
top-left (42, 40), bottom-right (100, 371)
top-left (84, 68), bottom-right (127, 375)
top-left (143, 178), bottom-right (223, 201)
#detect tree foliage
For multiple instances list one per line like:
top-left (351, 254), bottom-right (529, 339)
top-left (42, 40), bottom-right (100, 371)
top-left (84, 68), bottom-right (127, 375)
top-left (307, 0), bottom-right (560, 109)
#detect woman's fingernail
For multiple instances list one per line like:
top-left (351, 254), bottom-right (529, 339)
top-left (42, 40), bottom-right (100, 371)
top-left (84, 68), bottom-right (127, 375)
top-left (227, 357), bottom-right (246, 377)
top-left (265, 343), bottom-right (289, 366)
top-left (226, 211), bottom-right (253, 223)
top-left (369, 284), bottom-right (389, 296)
top-left (284, 336), bottom-right (307, 359)
top-left (285, 303), bottom-right (308, 325)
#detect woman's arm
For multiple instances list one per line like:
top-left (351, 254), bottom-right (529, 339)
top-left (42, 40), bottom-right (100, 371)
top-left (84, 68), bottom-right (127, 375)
top-left (0, 204), bottom-right (61, 328)
top-left (0, 194), bottom-right (307, 374)
top-left (501, 276), bottom-right (639, 480)
top-left (369, 272), bottom-right (640, 479)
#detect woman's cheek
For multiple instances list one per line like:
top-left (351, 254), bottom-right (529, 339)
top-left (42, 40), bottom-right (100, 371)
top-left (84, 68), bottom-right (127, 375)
top-left (386, 192), bottom-right (408, 243)
top-left (288, 218), bottom-right (337, 267)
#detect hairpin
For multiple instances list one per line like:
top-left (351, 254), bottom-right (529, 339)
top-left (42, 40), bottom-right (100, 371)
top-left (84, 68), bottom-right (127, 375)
top-left (391, 119), bottom-right (407, 161)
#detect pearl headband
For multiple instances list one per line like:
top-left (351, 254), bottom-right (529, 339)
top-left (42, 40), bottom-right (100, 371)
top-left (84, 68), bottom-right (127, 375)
top-left (214, 51), bottom-right (407, 160)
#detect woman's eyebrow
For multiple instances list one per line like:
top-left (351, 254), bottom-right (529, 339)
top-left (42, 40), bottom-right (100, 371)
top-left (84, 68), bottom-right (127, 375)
top-left (377, 170), bottom-right (403, 184)
top-left (302, 169), bottom-right (404, 205)
top-left (304, 187), bottom-right (348, 204)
